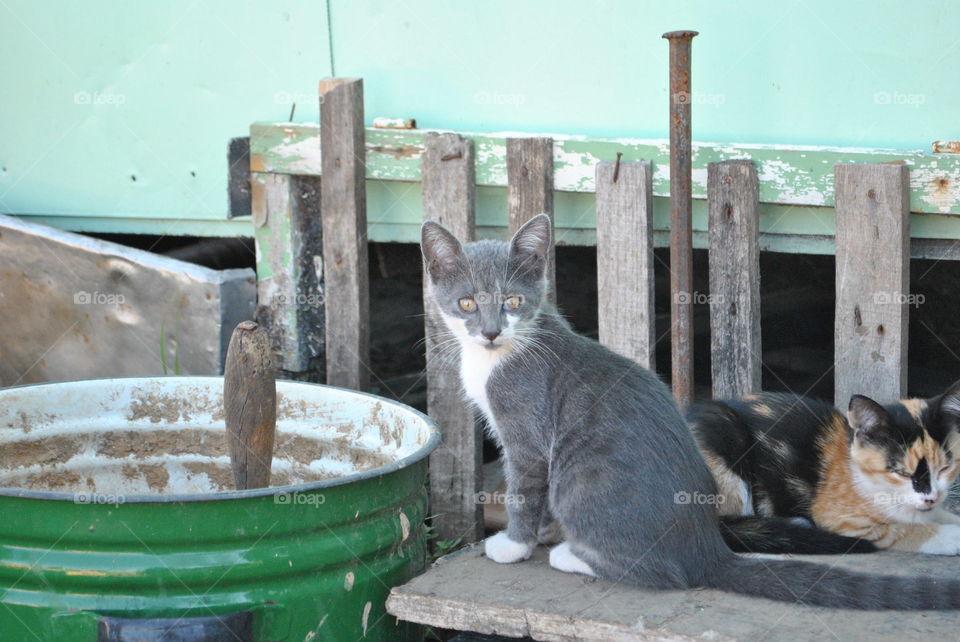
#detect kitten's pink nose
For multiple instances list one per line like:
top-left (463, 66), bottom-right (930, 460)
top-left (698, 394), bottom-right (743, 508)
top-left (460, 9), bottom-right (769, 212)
top-left (923, 497), bottom-right (937, 506)
top-left (482, 330), bottom-right (500, 342)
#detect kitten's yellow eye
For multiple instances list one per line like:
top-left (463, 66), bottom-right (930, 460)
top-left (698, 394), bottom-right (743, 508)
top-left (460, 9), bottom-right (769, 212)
top-left (894, 469), bottom-right (912, 479)
top-left (459, 297), bottom-right (477, 312)
top-left (503, 295), bottom-right (522, 311)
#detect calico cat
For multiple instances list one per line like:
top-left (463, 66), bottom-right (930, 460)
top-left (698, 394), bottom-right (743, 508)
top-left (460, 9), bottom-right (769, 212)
top-left (421, 213), bottom-right (960, 610)
top-left (688, 386), bottom-right (960, 555)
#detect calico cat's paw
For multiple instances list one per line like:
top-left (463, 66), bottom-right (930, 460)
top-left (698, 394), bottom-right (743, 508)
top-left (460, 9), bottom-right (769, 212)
top-left (485, 531), bottom-right (535, 563)
top-left (918, 524), bottom-right (960, 555)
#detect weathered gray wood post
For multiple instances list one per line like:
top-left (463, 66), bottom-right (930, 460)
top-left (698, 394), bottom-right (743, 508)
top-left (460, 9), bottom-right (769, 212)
top-left (595, 159), bottom-right (656, 369)
top-left (507, 137), bottom-right (555, 300)
top-left (320, 78), bottom-right (370, 391)
top-left (421, 133), bottom-right (483, 544)
top-left (834, 163), bottom-right (910, 407)
top-left (708, 160), bottom-right (762, 398)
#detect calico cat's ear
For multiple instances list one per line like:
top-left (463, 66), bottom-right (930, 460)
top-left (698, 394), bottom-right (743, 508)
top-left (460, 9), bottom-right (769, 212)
top-left (933, 379), bottom-right (960, 433)
top-left (848, 395), bottom-right (891, 440)
top-left (509, 213), bottom-right (552, 278)
top-left (421, 221), bottom-right (464, 283)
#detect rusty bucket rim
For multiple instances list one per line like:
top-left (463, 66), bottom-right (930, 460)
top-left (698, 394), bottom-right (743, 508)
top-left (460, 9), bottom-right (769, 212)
top-left (0, 375), bottom-right (440, 504)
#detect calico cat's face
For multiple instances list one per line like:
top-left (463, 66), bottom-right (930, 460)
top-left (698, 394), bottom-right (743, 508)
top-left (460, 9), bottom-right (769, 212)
top-left (420, 214), bottom-right (550, 353)
top-left (848, 382), bottom-right (960, 519)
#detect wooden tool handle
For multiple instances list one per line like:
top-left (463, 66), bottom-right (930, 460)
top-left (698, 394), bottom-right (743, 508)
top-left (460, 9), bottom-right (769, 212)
top-left (224, 320), bottom-right (277, 490)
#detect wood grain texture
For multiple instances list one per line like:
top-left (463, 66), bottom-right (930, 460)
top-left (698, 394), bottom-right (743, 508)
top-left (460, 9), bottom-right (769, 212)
top-left (386, 546), bottom-right (960, 640)
top-left (224, 321), bottom-right (277, 490)
top-left (421, 132), bottom-right (483, 544)
top-left (252, 173), bottom-right (325, 376)
top-left (595, 160), bottom-right (655, 369)
top-left (507, 137), bottom-right (555, 300)
top-left (708, 160), bottom-right (761, 398)
top-left (834, 163), bottom-right (910, 407)
top-left (320, 78), bottom-right (369, 391)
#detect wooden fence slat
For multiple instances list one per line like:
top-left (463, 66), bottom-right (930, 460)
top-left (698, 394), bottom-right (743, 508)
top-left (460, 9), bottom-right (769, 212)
top-left (507, 137), bottom-right (555, 299)
top-left (834, 163), bottom-right (910, 407)
top-left (708, 160), bottom-right (762, 398)
top-left (319, 78), bottom-right (369, 391)
top-left (595, 160), bottom-right (655, 369)
top-left (252, 173), bottom-right (325, 376)
top-left (421, 132), bottom-right (482, 544)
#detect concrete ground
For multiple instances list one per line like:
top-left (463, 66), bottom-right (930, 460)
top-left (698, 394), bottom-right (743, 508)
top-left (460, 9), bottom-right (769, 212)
top-left (387, 544), bottom-right (960, 641)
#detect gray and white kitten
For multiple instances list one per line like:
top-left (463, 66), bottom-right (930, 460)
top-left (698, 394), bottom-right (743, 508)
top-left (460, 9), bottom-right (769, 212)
top-left (421, 213), bottom-right (960, 609)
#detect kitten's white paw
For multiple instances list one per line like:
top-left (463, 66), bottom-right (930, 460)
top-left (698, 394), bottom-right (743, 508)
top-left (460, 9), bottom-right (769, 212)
top-left (549, 541), bottom-right (596, 577)
top-left (485, 532), bottom-right (534, 564)
top-left (918, 524), bottom-right (960, 555)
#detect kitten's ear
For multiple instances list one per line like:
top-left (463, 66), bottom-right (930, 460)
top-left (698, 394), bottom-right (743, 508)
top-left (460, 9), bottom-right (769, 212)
top-left (848, 395), bottom-right (891, 440)
top-left (421, 221), bottom-right (464, 283)
top-left (509, 213), bottom-right (552, 278)
top-left (934, 379), bottom-right (960, 432)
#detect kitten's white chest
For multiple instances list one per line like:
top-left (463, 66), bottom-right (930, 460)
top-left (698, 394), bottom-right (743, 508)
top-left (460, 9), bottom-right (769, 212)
top-left (459, 342), bottom-right (502, 433)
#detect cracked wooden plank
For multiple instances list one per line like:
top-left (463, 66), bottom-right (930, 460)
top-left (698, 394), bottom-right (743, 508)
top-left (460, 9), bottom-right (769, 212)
top-left (834, 163), bottom-right (910, 407)
top-left (421, 132), bottom-right (483, 545)
top-left (708, 160), bottom-right (761, 398)
top-left (596, 160), bottom-right (655, 369)
top-left (319, 78), bottom-right (369, 391)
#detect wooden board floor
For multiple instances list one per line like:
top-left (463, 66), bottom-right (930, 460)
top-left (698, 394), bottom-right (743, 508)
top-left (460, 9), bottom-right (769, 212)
top-left (388, 544), bottom-right (960, 641)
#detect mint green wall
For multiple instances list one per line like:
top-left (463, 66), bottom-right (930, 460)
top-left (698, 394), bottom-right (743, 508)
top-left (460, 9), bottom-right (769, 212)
top-left (0, 0), bottom-right (332, 235)
top-left (1, 1), bottom-right (955, 236)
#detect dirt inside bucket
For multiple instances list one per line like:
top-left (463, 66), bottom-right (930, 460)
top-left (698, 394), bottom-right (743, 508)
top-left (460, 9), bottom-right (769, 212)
top-left (0, 427), bottom-right (395, 495)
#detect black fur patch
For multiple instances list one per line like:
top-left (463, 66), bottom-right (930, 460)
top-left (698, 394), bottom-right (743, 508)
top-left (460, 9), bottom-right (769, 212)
top-left (912, 456), bottom-right (931, 494)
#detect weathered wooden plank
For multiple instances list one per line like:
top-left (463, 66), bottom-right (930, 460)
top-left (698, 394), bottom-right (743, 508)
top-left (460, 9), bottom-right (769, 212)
top-left (319, 78), bottom-right (369, 391)
top-left (595, 160), bottom-right (655, 369)
top-left (252, 173), bottom-right (325, 376)
top-left (421, 132), bottom-right (483, 545)
top-left (507, 137), bottom-right (555, 298)
top-left (834, 163), bottom-right (910, 407)
top-left (708, 160), bottom-right (762, 398)
top-left (250, 122), bottom-right (960, 215)
top-left (386, 545), bottom-right (960, 640)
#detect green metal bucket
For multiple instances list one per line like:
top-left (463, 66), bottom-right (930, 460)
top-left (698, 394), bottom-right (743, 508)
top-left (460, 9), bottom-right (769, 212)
top-left (0, 377), bottom-right (439, 641)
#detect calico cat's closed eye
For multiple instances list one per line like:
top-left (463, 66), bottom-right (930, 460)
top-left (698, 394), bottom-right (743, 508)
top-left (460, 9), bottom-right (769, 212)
top-left (503, 295), bottom-right (522, 311)
top-left (893, 469), bottom-right (912, 479)
top-left (459, 297), bottom-right (477, 312)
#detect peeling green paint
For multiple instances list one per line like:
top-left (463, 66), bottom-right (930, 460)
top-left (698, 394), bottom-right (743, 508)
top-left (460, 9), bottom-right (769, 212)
top-left (250, 122), bottom-right (960, 216)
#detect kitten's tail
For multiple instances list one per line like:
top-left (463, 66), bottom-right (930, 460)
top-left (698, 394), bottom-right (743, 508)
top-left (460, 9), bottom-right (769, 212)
top-left (709, 555), bottom-right (960, 610)
top-left (720, 516), bottom-right (877, 554)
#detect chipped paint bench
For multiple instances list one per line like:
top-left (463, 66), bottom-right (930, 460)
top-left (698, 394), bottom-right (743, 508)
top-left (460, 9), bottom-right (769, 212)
top-left (387, 545), bottom-right (960, 641)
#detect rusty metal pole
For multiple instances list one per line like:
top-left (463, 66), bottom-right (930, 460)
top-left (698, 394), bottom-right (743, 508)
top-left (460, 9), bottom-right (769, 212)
top-left (663, 30), bottom-right (698, 409)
